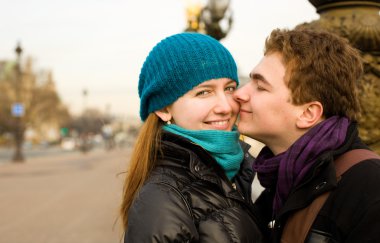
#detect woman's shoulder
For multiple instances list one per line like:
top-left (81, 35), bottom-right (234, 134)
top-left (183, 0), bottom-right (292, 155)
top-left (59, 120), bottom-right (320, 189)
top-left (132, 180), bottom-right (192, 212)
top-left (126, 180), bottom-right (197, 242)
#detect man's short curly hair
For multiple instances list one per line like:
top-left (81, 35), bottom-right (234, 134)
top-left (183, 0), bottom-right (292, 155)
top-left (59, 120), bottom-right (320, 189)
top-left (264, 28), bottom-right (363, 121)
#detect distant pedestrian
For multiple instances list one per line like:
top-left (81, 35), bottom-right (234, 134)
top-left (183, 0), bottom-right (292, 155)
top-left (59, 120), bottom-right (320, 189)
top-left (120, 32), bottom-right (263, 242)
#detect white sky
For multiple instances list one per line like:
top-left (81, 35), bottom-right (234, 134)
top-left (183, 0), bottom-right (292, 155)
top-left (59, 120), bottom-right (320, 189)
top-left (0, 0), bottom-right (319, 119)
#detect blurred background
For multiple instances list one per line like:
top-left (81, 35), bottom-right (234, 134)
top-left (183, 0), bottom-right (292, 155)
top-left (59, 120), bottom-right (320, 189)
top-left (0, 0), bottom-right (379, 242)
top-left (0, 0), bottom-right (318, 163)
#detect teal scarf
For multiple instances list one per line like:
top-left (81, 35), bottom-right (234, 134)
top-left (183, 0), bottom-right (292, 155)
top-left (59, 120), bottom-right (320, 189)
top-left (163, 124), bottom-right (244, 180)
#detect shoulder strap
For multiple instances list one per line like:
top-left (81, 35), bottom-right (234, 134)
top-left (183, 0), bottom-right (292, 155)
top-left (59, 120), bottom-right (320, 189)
top-left (281, 149), bottom-right (380, 243)
top-left (334, 149), bottom-right (380, 178)
top-left (281, 191), bottom-right (330, 243)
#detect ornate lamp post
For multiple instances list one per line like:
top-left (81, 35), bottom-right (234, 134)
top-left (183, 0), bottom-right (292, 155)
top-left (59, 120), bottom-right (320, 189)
top-left (185, 0), bottom-right (233, 41)
top-left (185, 0), bottom-right (203, 32)
top-left (298, 0), bottom-right (380, 153)
top-left (82, 88), bottom-right (88, 114)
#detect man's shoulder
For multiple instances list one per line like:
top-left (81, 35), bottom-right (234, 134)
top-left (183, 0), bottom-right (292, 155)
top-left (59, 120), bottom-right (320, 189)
top-left (315, 158), bottom-right (380, 241)
top-left (343, 156), bottom-right (380, 178)
top-left (334, 146), bottom-right (380, 180)
top-left (335, 158), bottom-right (380, 199)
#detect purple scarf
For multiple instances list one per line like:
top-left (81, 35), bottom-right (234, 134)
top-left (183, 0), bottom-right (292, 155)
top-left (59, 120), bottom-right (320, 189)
top-left (253, 116), bottom-right (350, 215)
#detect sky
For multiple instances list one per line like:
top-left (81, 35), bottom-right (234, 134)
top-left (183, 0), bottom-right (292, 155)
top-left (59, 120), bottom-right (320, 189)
top-left (0, 0), bottom-right (319, 119)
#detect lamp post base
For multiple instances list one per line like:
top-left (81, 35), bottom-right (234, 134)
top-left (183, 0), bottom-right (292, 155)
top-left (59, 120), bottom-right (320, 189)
top-left (12, 152), bottom-right (24, 162)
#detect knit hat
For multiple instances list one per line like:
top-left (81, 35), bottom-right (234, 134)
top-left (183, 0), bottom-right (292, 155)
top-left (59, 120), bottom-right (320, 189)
top-left (138, 32), bottom-right (239, 121)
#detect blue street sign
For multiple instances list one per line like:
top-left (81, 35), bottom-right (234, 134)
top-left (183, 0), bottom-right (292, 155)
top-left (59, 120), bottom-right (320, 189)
top-left (11, 103), bottom-right (24, 117)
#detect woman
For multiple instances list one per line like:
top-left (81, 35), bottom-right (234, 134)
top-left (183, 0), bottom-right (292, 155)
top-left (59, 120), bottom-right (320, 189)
top-left (120, 32), bottom-right (263, 242)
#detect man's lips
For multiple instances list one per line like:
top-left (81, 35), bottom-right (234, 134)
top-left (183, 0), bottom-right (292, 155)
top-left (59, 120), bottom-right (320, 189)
top-left (239, 109), bottom-right (252, 114)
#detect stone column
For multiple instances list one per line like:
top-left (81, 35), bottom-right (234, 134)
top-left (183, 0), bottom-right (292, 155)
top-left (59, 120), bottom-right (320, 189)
top-left (298, 0), bottom-right (380, 153)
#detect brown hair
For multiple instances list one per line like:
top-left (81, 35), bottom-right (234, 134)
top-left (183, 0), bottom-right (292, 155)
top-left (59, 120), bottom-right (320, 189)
top-left (120, 113), bottom-right (163, 230)
top-left (264, 28), bottom-right (363, 120)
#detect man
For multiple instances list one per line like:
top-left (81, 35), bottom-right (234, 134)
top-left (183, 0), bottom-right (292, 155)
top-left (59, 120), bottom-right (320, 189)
top-left (234, 28), bottom-right (380, 242)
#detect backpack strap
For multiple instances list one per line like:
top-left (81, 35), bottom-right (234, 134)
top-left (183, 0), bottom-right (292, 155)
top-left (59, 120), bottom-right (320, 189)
top-left (281, 191), bottom-right (330, 243)
top-left (281, 149), bottom-right (380, 243)
top-left (334, 149), bottom-right (380, 180)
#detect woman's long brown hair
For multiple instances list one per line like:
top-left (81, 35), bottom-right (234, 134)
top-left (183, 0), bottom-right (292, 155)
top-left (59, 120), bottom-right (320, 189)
top-left (120, 113), bottom-right (162, 230)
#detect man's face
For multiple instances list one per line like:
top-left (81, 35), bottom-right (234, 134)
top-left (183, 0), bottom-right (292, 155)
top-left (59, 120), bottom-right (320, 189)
top-left (234, 52), bottom-right (302, 154)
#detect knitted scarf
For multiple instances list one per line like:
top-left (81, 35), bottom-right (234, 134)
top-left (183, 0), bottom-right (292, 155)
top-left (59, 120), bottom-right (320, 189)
top-left (253, 116), bottom-right (350, 215)
top-left (163, 124), bottom-right (244, 180)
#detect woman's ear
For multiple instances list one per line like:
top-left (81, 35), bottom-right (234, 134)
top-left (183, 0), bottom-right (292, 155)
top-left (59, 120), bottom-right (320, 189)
top-left (154, 108), bottom-right (172, 123)
top-left (296, 102), bottom-right (324, 129)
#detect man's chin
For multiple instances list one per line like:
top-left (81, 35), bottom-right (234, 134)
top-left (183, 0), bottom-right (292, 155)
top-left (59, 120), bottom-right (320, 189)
top-left (237, 122), bottom-right (255, 138)
top-left (237, 122), bottom-right (257, 139)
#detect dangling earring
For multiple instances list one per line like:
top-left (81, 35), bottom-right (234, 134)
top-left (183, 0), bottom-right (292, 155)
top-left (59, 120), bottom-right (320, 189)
top-left (166, 120), bottom-right (171, 125)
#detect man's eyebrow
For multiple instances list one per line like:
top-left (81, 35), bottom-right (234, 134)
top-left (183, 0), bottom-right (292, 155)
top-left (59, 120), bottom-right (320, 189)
top-left (249, 72), bottom-right (270, 85)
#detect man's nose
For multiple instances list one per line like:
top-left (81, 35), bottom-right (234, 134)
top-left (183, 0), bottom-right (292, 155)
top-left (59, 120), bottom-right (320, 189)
top-left (233, 87), bottom-right (249, 103)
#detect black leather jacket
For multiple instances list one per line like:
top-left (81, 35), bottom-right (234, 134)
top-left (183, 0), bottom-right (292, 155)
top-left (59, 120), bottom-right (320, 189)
top-left (124, 131), bottom-right (263, 243)
top-left (254, 124), bottom-right (380, 243)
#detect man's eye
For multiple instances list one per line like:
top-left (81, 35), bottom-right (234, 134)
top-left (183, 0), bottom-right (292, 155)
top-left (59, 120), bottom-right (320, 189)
top-left (257, 85), bottom-right (266, 91)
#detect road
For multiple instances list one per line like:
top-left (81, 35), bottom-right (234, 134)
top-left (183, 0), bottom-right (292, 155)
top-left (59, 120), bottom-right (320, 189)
top-left (0, 147), bottom-right (129, 243)
top-left (0, 146), bottom-right (77, 164)
top-left (0, 143), bottom-right (265, 243)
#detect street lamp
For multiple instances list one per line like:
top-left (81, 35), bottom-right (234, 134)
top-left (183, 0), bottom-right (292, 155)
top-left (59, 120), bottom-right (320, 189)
top-left (201, 0), bottom-right (232, 40)
top-left (185, 0), bottom-right (203, 32)
top-left (12, 42), bottom-right (24, 162)
top-left (82, 88), bottom-right (88, 113)
top-left (185, 0), bottom-right (233, 40)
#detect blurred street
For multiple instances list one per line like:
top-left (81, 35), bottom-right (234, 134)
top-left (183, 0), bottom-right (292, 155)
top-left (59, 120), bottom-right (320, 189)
top-left (0, 146), bottom-right (81, 164)
top-left (0, 146), bottom-right (129, 243)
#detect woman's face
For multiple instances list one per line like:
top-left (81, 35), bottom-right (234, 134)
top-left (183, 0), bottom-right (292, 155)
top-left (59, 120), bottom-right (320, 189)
top-left (165, 78), bottom-right (239, 131)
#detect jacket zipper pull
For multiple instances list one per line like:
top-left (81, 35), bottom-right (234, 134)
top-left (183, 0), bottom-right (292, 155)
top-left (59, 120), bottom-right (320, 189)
top-left (268, 220), bottom-right (275, 229)
top-left (232, 183), bottom-right (237, 190)
top-left (231, 183), bottom-right (245, 200)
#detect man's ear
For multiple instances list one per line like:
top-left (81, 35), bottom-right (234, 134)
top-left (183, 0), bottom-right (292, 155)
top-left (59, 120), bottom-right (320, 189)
top-left (296, 102), bottom-right (323, 129)
top-left (154, 108), bottom-right (172, 123)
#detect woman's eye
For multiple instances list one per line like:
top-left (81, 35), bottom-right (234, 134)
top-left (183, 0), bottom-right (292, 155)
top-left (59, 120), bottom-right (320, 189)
top-left (225, 86), bottom-right (236, 92)
top-left (196, 90), bottom-right (210, 96)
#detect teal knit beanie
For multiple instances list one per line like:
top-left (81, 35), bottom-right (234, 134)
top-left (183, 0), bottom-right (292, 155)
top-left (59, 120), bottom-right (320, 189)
top-left (138, 32), bottom-right (239, 121)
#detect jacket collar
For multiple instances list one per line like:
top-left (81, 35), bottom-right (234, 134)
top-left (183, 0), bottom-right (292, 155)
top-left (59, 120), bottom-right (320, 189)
top-left (276, 122), bottom-right (362, 219)
top-left (158, 131), bottom-right (253, 202)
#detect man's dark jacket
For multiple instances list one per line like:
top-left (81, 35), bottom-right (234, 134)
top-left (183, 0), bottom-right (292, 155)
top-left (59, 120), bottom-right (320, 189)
top-left (253, 124), bottom-right (380, 242)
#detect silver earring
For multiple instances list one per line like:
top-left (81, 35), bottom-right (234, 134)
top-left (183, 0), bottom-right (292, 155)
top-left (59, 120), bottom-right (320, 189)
top-left (166, 120), bottom-right (171, 125)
